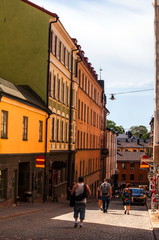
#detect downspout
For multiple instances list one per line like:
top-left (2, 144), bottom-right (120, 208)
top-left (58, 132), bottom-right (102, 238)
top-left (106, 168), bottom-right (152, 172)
top-left (69, 48), bottom-right (79, 151)
top-left (46, 16), bottom-right (59, 107)
top-left (43, 16), bottom-right (59, 203)
top-left (67, 48), bottom-right (79, 193)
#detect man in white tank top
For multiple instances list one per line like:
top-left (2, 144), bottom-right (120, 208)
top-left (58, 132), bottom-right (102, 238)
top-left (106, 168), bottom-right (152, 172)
top-left (71, 176), bottom-right (91, 228)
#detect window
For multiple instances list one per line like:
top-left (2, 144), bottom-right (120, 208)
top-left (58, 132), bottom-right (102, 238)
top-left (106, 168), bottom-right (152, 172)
top-left (122, 163), bottom-right (126, 169)
top-left (57, 119), bottom-right (60, 142)
top-left (84, 104), bottom-right (86, 122)
top-left (87, 106), bottom-right (89, 123)
top-left (138, 174), bottom-right (143, 181)
top-left (130, 163), bottom-right (135, 170)
top-left (121, 174), bottom-right (126, 180)
top-left (50, 31), bottom-right (53, 53)
top-left (59, 41), bottom-right (61, 60)
top-left (58, 79), bottom-right (60, 101)
top-left (23, 116), bottom-right (28, 140)
top-left (1, 110), bottom-right (8, 138)
top-left (0, 169), bottom-right (7, 200)
top-left (130, 174), bottom-right (134, 180)
top-left (51, 118), bottom-right (55, 141)
top-left (78, 99), bottom-right (80, 119)
top-left (61, 121), bottom-right (64, 142)
top-left (54, 36), bottom-right (57, 57)
top-left (53, 75), bottom-right (56, 99)
top-left (61, 80), bottom-right (64, 103)
top-left (81, 102), bottom-right (83, 121)
top-left (82, 74), bottom-right (84, 90)
top-left (66, 122), bottom-right (69, 142)
top-left (39, 120), bottom-right (43, 142)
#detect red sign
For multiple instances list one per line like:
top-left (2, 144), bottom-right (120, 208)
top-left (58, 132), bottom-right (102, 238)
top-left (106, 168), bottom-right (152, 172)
top-left (36, 155), bottom-right (45, 168)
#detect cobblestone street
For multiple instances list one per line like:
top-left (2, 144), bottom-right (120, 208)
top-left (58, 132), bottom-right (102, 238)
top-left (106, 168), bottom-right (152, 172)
top-left (0, 198), bottom-right (157, 240)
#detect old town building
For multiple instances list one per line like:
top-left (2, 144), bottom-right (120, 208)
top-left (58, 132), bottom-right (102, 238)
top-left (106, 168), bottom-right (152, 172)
top-left (106, 128), bottom-right (117, 188)
top-left (0, 0), bottom-right (109, 204)
top-left (117, 134), bottom-right (149, 188)
top-left (0, 78), bottom-right (50, 206)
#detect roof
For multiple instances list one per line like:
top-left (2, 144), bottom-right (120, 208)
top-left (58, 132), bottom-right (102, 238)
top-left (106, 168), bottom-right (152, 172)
top-left (0, 78), bottom-right (50, 113)
top-left (21, 0), bottom-right (58, 18)
top-left (117, 151), bottom-right (145, 162)
top-left (117, 141), bottom-right (149, 148)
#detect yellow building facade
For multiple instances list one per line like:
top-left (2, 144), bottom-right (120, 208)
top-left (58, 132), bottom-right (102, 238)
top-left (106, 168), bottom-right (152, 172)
top-left (0, 79), bottom-right (49, 206)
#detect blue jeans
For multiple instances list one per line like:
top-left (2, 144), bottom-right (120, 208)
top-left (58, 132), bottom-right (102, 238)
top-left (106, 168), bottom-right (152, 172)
top-left (101, 195), bottom-right (110, 212)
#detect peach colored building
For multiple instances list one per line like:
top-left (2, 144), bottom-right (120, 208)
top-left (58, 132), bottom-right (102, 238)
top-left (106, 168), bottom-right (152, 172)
top-left (73, 43), bottom-right (105, 196)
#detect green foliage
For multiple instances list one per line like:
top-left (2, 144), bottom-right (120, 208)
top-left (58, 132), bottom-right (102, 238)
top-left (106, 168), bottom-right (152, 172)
top-left (107, 120), bottom-right (125, 134)
top-left (128, 125), bottom-right (149, 139)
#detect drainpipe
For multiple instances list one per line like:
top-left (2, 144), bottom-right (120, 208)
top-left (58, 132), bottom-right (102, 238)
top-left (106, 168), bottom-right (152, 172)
top-left (46, 16), bottom-right (59, 107)
top-left (67, 48), bottom-right (79, 194)
top-left (43, 16), bottom-right (59, 203)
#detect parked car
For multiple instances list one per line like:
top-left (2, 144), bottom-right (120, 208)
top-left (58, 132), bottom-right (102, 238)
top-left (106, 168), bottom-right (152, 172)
top-left (130, 188), bottom-right (146, 205)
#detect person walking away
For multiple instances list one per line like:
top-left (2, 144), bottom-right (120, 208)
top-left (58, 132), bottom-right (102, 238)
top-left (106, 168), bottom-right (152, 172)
top-left (100, 179), bottom-right (112, 213)
top-left (71, 176), bottom-right (91, 228)
top-left (122, 183), bottom-right (133, 215)
top-left (96, 182), bottom-right (102, 210)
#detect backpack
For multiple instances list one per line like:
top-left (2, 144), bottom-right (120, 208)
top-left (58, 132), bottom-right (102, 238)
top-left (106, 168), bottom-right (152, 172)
top-left (75, 184), bottom-right (88, 201)
top-left (101, 183), bottom-right (110, 195)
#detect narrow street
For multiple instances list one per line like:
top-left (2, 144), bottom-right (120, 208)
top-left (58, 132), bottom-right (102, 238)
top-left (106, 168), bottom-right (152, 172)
top-left (0, 198), bottom-right (155, 240)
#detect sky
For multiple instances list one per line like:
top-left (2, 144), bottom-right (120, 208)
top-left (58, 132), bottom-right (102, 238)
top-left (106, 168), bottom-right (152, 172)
top-left (31, 0), bottom-right (154, 131)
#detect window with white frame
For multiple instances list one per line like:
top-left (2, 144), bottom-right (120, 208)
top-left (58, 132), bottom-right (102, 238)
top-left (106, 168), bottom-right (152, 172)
top-left (1, 110), bottom-right (8, 139)
top-left (22, 116), bottom-right (28, 141)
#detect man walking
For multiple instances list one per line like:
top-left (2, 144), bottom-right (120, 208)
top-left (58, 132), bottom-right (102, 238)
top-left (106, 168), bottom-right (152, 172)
top-left (71, 176), bottom-right (91, 228)
top-left (100, 179), bottom-right (112, 213)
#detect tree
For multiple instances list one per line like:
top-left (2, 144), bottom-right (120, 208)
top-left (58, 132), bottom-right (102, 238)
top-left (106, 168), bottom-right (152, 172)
top-left (128, 125), bottom-right (149, 139)
top-left (107, 120), bottom-right (125, 134)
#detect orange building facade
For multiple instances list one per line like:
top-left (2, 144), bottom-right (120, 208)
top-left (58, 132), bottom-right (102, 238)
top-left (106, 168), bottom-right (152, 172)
top-left (74, 46), bottom-right (105, 196)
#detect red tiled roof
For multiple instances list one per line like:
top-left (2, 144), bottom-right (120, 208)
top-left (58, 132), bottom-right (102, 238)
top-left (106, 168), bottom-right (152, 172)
top-left (21, 0), bottom-right (58, 18)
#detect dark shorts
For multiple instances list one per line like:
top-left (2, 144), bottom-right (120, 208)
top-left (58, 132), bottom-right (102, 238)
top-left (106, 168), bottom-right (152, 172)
top-left (74, 202), bottom-right (86, 220)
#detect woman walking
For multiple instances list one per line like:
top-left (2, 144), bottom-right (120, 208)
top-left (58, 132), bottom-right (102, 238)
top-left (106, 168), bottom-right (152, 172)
top-left (96, 182), bottom-right (102, 210)
top-left (122, 183), bottom-right (133, 215)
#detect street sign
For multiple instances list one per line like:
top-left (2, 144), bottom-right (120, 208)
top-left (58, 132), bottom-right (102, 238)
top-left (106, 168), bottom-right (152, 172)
top-left (36, 155), bottom-right (45, 168)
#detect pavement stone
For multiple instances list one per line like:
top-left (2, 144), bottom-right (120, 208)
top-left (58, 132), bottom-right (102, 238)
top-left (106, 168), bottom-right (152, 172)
top-left (0, 198), bottom-right (159, 240)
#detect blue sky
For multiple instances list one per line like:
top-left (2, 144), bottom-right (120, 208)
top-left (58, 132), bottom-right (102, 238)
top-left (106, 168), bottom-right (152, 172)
top-left (31, 0), bottom-right (154, 131)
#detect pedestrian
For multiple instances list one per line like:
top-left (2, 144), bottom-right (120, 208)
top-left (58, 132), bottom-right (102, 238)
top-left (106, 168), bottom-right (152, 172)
top-left (122, 183), bottom-right (133, 215)
top-left (96, 182), bottom-right (102, 210)
top-left (100, 178), bottom-right (112, 213)
top-left (71, 176), bottom-right (91, 228)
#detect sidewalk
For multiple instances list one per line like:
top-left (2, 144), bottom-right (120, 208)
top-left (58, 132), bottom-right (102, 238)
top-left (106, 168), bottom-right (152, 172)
top-left (0, 200), bottom-right (68, 220)
top-left (147, 198), bottom-right (159, 240)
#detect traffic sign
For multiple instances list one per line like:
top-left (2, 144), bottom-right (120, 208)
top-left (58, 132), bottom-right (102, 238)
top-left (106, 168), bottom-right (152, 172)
top-left (36, 155), bottom-right (45, 168)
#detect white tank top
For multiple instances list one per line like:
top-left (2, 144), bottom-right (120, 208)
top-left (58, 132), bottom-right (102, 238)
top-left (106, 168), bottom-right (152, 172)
top-left (75, 183), bottom-right (86, 203)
